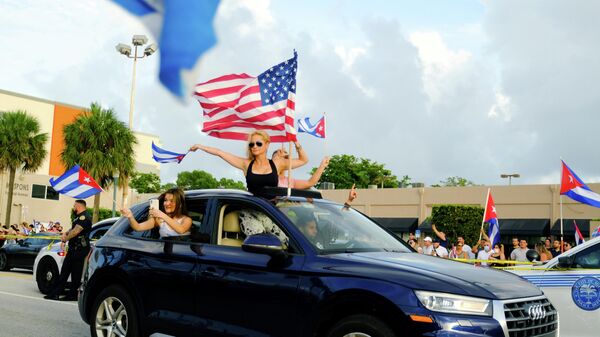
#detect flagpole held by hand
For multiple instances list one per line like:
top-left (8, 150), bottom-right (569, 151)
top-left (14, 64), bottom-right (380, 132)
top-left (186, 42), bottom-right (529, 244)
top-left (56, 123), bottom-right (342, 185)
top-left (479, 188), bottom-right (491, 242)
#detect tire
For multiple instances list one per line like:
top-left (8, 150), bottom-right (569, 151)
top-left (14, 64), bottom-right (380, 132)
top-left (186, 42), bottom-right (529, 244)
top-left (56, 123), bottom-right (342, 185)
top-left (0, 251), bottom-right (8, 271)
top-left (36, 257), bottom-right (59, 294)
top-left (89, 285), bottom-right (139, 337)
top-left (326, 314), bottom-right (396, 337)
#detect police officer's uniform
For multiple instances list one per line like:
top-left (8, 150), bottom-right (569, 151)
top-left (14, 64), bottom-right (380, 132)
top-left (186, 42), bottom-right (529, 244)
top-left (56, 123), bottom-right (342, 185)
top-left (44, 210), bottom-right (92, 300)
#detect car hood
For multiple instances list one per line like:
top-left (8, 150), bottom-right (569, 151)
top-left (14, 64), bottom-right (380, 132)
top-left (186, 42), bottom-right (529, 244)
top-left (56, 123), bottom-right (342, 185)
top-left (324, 252), bottom-right (542, 300)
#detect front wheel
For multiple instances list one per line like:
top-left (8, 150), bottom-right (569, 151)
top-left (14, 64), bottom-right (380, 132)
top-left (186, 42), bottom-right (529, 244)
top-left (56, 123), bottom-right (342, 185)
top-left (326, 314), bottom-right (396, 337)
top-left (90, 285), bottom-right (139, 337)
top-left (0, 251), bottom-right (8, 271)
top-left (36, 257), bottom-right (59, 294)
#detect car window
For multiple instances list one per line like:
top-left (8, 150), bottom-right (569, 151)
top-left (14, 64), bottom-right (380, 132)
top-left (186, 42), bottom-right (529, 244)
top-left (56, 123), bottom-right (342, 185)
top-left (124, 198), bottom-right (209, 242)
top-left (90, 227), bottom-right (109, 241)
top-left (573, 244), bottom-right (600, 269)
top-left (277, 200), bottom-right (411, 254)
top-left (214, 199), bottom-right (293, 251)
top-left (24, 237), bottom-right (49, 246)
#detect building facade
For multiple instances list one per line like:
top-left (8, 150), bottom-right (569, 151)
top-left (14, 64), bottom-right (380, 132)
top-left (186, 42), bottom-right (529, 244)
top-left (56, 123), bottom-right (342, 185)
top-left (0, 89), bottom-right (160, 226)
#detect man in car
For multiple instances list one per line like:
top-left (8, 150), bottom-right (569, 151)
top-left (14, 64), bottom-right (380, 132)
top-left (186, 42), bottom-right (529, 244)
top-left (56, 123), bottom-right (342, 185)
top-left (44, 200), bottom-right (92, 301)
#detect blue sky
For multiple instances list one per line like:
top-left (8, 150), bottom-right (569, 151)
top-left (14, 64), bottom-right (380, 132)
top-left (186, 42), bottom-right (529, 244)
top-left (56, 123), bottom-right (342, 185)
top-left (1, 0), bottom-right (600, 187)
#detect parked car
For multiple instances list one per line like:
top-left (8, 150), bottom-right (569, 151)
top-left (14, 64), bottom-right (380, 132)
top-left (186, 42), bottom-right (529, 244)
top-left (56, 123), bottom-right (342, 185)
top-left (0, 232), bottom-right (58, 271)
top-left (33, 217), bottom-right (118, 294)
top-left (79, 189), bottom-right (557, 337)
top-left (509, 236), bottom-right (600, 337)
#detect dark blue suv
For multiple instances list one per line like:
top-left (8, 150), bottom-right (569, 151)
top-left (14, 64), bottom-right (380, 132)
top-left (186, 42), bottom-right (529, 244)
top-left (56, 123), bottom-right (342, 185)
top-left (78, 189), bottom-right (558, 337)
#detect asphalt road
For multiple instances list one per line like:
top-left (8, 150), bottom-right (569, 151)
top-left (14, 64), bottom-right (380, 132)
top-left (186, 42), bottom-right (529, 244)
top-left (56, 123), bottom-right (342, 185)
top-left (0, 270), bottom-right (170, 337)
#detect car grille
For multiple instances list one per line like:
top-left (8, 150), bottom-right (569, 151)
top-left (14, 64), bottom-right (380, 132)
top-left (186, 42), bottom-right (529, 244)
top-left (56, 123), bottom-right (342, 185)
top-left (503, 298), bottom-right (558, 337)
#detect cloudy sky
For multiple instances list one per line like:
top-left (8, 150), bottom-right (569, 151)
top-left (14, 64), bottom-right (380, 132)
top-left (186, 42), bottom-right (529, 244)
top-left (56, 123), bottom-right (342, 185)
top-left (1, 0), bottom-right (599, 187)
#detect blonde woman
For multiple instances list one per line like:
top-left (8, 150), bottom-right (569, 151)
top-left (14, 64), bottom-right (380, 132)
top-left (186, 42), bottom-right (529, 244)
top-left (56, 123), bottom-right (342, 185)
top-left (190, 131), bottom-right (308, 196)
top-left (535, 242), bottom-right (552, 262)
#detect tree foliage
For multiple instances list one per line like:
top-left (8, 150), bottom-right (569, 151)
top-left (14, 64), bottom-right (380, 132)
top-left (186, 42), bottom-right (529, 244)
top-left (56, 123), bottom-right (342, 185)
top-left (129, 172), bottom-right (161, 193)
top-left (176, 170), bottom-right (245, 190)
top-left (431, 176), bottom-right (477, 187)
top-left (62, 103), bottom-right (137, 222)
top-left (0, 111), bottom-right (48, 225)
top-left (311, 154), bottom-right (401, 189)
top-left (430, 205), bottom-right (484, 246)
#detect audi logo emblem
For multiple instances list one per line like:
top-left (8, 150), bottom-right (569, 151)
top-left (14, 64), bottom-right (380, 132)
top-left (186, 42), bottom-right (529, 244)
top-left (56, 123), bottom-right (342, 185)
top-left (525, 304), bottom-right (547, 320)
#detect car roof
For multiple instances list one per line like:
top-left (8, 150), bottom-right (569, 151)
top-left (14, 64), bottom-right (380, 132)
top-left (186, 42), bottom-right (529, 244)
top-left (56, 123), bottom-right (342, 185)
top-left (183, 187), bottom-right (323, 200)
top-left (93, 217), bottom-right (120, 227)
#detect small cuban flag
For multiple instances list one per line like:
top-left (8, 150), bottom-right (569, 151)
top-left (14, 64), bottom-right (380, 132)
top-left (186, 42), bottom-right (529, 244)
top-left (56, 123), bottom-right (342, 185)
top-left (574, 221), bottom-right (586, 246)
top-left (297, 116), bottom-right (326, 138)
top-left (484, 190), bottom-right (500, 247)
top-left (152, 142), bottom-right (187, 164)
top-left (49, 165), bottom-right (103, 199)
top-left (560, 160), bottom-right (600, 208)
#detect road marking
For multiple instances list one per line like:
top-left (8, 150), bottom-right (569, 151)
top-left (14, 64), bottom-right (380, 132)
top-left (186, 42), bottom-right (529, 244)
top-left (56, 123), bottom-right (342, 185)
top-left (0, 290), bottom-right (77, 306)
top-left (0, 272), bottom-right (32, 280)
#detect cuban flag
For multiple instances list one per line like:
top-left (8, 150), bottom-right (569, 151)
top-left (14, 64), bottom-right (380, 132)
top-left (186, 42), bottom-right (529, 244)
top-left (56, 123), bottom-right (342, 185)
top-left (484, 191), bottom-right (500, 247)
top-left (574, 221), bottom-right (586, 246)
top-left (152, 142), bottom-right (187, 163)
top-left (297, 116), bottom-right (326, 138)
top-left (111, 0), bottom-right (220, 100)
top-left (560, 160), bottom-right (600, 208)
top-left (49, 165), bottom-right (103, 199)
top-left (592, 226), bottom-right (600, 239)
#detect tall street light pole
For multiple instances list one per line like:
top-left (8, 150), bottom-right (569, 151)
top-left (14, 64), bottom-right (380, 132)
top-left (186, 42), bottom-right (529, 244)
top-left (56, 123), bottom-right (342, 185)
top-left (500, 173), bottom-right (520, 186)
top-left (116, 35), bottom-right (157, 208)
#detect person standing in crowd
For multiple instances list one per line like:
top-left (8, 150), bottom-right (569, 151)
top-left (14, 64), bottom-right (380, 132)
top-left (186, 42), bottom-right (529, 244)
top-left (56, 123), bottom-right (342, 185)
top-left (44, 200), bottom-right (92, 301)
top-left (535, 242), bottom-right (552, 261)
top-left (545, 238), bottom-right (552, 250)
top-left (457, 236), bottom-right (474, 259)
top-left (488, 243), bottom-right (506, 267)
top-left (563, 241), bottom-right (572, 252)
top-left (189, 132), bottom-right (308, 198)
top-left (507, 237), bottom-right (519, 260)
top-left (476, 241), bottom-right (493, 267)
top-left (432, 239), bottom-right (449, 258)
top-left (421, 236), bottom-right (434, 255)
top-left (431, 224), bottom-right (448, 248)
top-left (550, 239), bottom-right (562, 258)
top-left (510, 239), bottom-right (531, 262)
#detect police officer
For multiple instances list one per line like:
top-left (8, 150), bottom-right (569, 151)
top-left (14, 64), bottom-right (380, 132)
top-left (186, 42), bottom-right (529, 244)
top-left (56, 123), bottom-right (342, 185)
top-left (44, 199), bottom-right (92, 301)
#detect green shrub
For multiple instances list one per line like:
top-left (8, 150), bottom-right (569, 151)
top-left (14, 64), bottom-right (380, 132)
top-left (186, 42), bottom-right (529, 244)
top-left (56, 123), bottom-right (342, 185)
top-left (431, 205), bottom-right (484, 246)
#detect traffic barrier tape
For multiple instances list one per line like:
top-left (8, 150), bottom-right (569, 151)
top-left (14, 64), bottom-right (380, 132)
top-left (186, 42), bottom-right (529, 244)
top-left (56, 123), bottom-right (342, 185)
top-left (450, 258), bottom-right (535, 265)
top-left (0, 234), bottom-right (62, 240)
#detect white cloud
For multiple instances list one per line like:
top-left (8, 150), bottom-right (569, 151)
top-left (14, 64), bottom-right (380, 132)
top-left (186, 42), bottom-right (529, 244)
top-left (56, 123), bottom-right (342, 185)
top-left (488, 92), bottom-right (512, 121)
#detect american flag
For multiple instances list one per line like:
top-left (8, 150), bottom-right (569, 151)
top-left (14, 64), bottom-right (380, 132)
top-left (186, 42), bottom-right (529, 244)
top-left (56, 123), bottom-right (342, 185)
top-left (194, 52), bottom-right (298, 142)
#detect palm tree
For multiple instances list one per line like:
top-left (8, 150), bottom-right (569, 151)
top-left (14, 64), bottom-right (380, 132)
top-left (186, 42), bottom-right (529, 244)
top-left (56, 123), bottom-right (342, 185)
top-left (62, 103), bottom-right (136, 223)
top-left (0, 111), bottom-right (48, 226)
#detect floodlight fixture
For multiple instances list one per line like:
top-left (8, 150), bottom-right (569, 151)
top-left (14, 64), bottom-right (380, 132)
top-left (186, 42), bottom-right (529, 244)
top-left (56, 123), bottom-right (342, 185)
top-left (132, 34), bottom-right (148, 46)
top-left (144, 43), bottom-right (158, 56)
top-left (116, 43), bottom-right (132, 56)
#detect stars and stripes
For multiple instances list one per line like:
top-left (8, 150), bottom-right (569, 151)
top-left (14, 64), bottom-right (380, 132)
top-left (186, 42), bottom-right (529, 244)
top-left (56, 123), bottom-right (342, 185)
top-left (484, 191), bottom-right (501, 247)
top-left (560, 160), bottom-right (600, 208)
top-left (297, 116), bottom-right (326, 138)
top-left (194, 51), bottom-right (298, 142)
top-left (152, 142), bottom-right (187, 164)
top-left (49, 165), bottom-right (103, 199)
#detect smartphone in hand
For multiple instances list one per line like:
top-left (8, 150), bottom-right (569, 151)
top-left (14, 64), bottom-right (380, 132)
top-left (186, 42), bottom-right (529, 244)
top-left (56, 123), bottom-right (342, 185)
top-left (150, 198), bottom-right (159, 210)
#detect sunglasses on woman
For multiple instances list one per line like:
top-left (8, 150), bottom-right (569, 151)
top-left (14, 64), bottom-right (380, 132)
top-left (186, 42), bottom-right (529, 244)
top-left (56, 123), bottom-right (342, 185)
top-left (248, 141), bottom-right (263, 148)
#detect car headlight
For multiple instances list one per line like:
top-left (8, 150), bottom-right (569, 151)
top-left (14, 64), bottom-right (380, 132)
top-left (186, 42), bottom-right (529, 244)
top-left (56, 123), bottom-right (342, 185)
top-left (414, 290), bottom-right (492, 316)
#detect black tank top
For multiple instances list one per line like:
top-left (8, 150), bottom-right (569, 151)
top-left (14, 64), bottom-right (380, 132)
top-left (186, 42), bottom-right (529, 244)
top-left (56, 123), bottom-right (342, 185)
top-left (246, 159), bottom-right (278, 197)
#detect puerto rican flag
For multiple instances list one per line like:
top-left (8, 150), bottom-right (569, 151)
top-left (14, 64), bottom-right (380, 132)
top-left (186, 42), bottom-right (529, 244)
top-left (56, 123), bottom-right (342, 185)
top-left (560, 160), bottom-right (600, 208)
top-left (574, 220), bottom-right (586, 246)
top-left (484, 191), bottom-right (500, 247)
top-left (49, 165), bottom-right (103, 199)
top-left (297, 116), bottom-right (326, 138)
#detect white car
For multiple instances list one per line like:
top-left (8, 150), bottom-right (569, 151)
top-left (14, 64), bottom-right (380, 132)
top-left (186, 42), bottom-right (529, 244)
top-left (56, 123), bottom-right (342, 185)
top-left (33, 217), bottom-right (119, 294)
top-left (510, 236), bottom-right (600, 337)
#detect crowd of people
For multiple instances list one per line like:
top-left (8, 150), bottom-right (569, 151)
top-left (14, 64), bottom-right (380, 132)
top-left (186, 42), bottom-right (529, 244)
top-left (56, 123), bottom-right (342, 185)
top-left (0, 220), bottom-right (63, 247)
top-left (406, 224), bottom-right (573, 266)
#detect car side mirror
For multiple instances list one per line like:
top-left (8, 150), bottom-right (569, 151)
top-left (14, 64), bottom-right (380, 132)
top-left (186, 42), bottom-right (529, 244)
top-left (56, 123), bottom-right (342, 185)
top-left (557, 256), bottom-right (574, 269)
top-left (242, 233), bottom-right (285, 257)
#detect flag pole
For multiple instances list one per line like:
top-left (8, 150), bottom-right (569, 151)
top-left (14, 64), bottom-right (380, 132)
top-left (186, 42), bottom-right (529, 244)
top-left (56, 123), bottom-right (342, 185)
top-left (479, 188), bottom-right (490, 243)
top-left (560, 159), bottom-right (564, 253)
top-left (287, 141), bottom-right (293, 197)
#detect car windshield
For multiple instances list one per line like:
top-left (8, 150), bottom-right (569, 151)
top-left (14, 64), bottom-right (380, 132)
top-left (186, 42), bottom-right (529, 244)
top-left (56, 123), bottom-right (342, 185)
top-left (276, 200), bottom-right (410, 254)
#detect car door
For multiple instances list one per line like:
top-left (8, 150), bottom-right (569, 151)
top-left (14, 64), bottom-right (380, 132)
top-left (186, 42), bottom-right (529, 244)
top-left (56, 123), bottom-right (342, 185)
top-left (195, 198), bottom-right (304, 337)
top-left (539, 243), bottom-right (600, 337)
top-left (20, 237), bottom-right (49, 268)
top-left (121, 198), bottom-right (208, 336)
